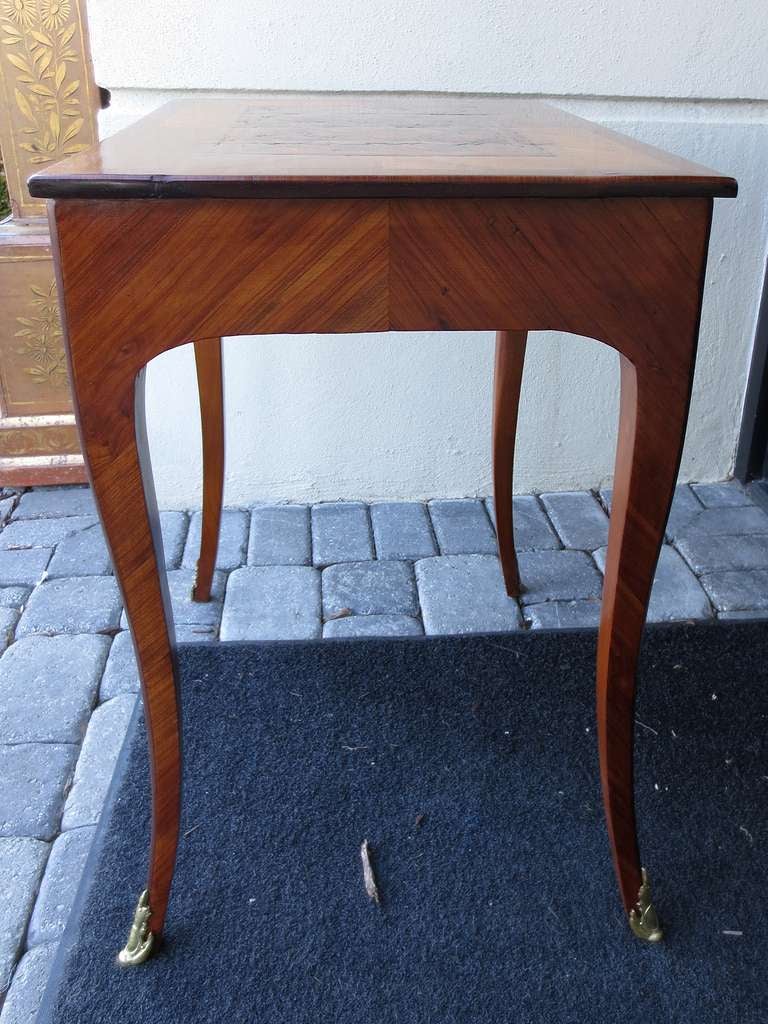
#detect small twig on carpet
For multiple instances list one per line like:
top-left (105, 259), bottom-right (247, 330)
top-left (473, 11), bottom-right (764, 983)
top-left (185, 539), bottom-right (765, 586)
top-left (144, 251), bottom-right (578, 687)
top-left (635, 718), bottom-right (659, 736)
top-left (361, 840), bottom-right (381, 907)
top-left (183, 824), bottom-right (200, 838)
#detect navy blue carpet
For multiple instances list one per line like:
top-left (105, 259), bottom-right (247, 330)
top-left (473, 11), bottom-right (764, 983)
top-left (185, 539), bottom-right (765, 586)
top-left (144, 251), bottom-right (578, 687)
top-left (41, 621), bottom-right (768, 1024)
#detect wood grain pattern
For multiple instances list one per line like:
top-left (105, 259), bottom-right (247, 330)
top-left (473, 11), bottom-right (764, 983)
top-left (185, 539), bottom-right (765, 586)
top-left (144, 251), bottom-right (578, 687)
top-left (492, 331), bottom-right (527, 597)
top-left (28, 95), bottom-right (736, 201)
top-left (49, 175), bottom-right (720, 947)
top-left (192, 339), bottom-right (224, 604)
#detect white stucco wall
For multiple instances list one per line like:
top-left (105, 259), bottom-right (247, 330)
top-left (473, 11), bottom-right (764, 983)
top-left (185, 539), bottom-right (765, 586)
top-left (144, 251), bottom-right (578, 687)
top-left (86, 1), bottom-right (768, 507)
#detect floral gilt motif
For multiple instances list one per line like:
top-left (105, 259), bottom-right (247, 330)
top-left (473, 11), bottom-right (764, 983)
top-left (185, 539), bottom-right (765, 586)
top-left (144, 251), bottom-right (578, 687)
top-left (15, 278), bottom-right (68, 387)
top-left (1, 0), bottom-right (88, 167)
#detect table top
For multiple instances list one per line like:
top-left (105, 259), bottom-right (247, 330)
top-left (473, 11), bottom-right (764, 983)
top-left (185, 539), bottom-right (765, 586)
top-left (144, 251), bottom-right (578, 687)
top-left (28, 94), bottom-right (737, 201)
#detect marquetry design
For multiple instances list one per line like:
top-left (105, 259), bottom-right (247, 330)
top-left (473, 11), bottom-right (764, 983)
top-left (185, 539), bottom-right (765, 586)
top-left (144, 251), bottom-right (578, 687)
top-left (0, 0), bottom-right (99, 218)
top-left (0, 416), bottom-right (79, 455)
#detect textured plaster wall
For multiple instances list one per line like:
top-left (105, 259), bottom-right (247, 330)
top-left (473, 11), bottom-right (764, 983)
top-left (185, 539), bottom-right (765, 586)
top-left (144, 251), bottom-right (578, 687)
top-left (86, 2), bottom-right (768, 507)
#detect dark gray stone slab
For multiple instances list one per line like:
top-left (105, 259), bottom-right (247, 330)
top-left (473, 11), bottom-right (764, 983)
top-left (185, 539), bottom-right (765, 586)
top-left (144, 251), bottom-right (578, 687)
top-left (183, 509), bottom-right (248, 571)
top-left (485, 495), bottom-right (560, 551)
top-left (0, 743), bottom-right (76, 840)
top-left (27, 826), bottom-right (94, 947)
top-left (0, 837), bottom-right (48, 994)
top-left (99, 631), bottom-right (138, 702)
top-left (700, 570), bottom-right (768, 613)
top-left (16, 577), bottom-right (121, 638)
top-left (61, 695), bottom-right (136, 831)
top-left (0, 941), bottom-right (57, 1023)
top-left (428, 499), bottom-right (496, 555)
top-left (220, 566), bottom-right (321, 641)
top-left (690, 481), bottom-right (753, 508)
top-left (370, 502), bottom-right (437, 560)
top-left (593, 545), bottom-right (711, 622)
top-left (415, 554), bottom-right (522, 635)
top-left (0, 635), bottom-right (109, 743)
top-left (249, 505), bottom-right (311, 566)
top-left (0, 608), bottom-right (17, 655)
top-left (12, 486), bottom-right (95, 520)
top-left (322, 560), bottom-right (418, 618)
top-left (323, 614), bottom-right (423, 638)
top-left (0, 516), bottom-right (96, 551)
top-left (311, 503), bottom-right (373, 567)
top-left (675, 534), bottom-right (768, 575)
top-left (524, 599), bottom-right (602, 630)
top-left (0, 588), bottom-right (28, 610)
top-left (539, 491), bottom-right (609, 550)
top-left (120, 570), bottom-right (226, 631)
top-left (159, 511), bottom-right (189, 570)
top-left (0, 548), bottom-right (51, 587)
top-left (517, 550), bottom-right (602, 605)
top-left (46, 524), bottom-right (111, 578)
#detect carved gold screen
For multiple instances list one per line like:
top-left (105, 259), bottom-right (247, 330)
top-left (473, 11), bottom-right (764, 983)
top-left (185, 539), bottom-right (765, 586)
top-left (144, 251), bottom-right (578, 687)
top-left (0, 0), bottom-right (100, 484)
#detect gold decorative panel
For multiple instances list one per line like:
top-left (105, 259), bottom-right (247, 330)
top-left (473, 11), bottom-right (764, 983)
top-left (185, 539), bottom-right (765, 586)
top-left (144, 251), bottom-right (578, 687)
top-left (0, 0), bottom-right (99, 219)
top-left (0, 0), bottom-right (97, 483)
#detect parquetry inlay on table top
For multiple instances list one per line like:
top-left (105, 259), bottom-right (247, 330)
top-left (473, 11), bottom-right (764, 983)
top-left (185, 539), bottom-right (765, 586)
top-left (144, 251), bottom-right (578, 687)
top-left (28, 94), bottom-right (736, 200)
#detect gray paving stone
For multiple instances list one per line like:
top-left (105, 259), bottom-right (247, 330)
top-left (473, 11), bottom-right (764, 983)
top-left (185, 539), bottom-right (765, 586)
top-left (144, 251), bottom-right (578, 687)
top-left (690, 480), bottom-right (753, 508)
top-left (61, 695), bottom-right (136, 831)
top-left (0, 838), bottom-right (48, 994)
top-left (311, 503), bottom-right (373, 567)
top-left (0, 743), bottom-right (76, 840)
top-left (0, 635), bottom-right (109, 743)
top-left (16, 577), bottom-right (121, 638)
top-left (99, 631), bottom-right (138, 701)
top-left (323, 614), bottom-right (423, 638)
top-left (0, 516), bottom-right (96, 552)
top-left (0, 548), bottom-right (51, 587)
top-left (12, 486), bottom-right (95, 520)
top-left (159, 511), bottom-right (189, 570)
top-left (485, 495), bottom-right (560, 550)
top-left (675, 534), bottom-right (768, 575)
top-left (517, 550), bottom-right (602, 605)
top-left (46, 524), bottom-right (111, 578)
top-left (175, 624), bottom-right (218, 642)
top-left (183, 509), bottom-right (248, 571)
top-left (0, 942), bottom-right (57, 1023)
top-left (221, 566), bottom-right (321, 641)
top-left (524, 599), bottom-right (602, 630)
top-left (428, 500), bottom-right (496, 555)
top-left (322, 561), bottom-right (418, 618)
top-left (717, 609), bottom-right (768, 621)
top-left (415, 554), bottom-right (522, 635)
top-left (27, 827), bottom-right (95, 947)
top-left (600, 484), bottom-right (704, 539)
top-left (699, 570), bottom-right (768, 613)
top-left (120, 570), bottom-right (226, 631)
top-left (669, 505), bottom-right (768, 540)
top-left (249, 505), bottom-right (311, 566)
top-left (594, 545), bottom-right (712, 622)
top-left (369, 502), bottom-right (437, 560)
top-left (0, 588), bottom-right (28, 610)
top-left (0, 609), bottom-right (17, 655)
top-left (0, 497), bottom-right (15, 527)
top-left (539, 491), bottom-right (609, 550)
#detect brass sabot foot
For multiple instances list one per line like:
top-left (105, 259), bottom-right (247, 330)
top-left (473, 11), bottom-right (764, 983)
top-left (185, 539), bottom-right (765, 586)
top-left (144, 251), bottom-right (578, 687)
top-left (118, 889), bottom-right (155, 966)
top-left (628, 868), bottom-right (663, 943)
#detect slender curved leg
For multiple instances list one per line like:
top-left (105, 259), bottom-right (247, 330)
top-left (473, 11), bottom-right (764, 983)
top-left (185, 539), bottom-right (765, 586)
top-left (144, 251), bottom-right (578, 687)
top-left (70, 363), bottom-right (181, 962)
top-left (192, 338), bottom-right (224, 602)
top-left (492, 330), bottom-right (527, 596)
top-left (597, 345), bottom-right (698, 942)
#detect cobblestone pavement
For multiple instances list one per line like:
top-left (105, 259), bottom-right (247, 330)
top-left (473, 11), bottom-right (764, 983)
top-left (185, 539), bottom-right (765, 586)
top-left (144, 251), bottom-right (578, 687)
top-left (2, 480), bottom-right (767, 1020)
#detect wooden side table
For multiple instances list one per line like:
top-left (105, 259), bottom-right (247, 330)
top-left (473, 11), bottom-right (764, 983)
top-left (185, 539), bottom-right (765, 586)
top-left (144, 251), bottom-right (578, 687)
top-left (29, 94), bottom-right (736, 964)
